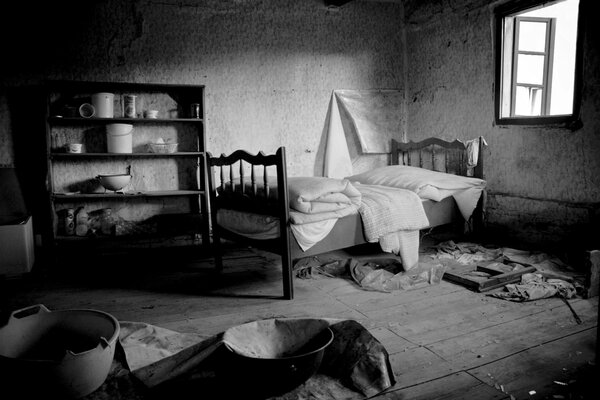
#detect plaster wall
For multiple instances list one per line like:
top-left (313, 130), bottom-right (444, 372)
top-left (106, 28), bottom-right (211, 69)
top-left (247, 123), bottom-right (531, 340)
top-left (0, 0), bottom-right (404, 241)
top-left (0, 0), bottom-right (405, 177)
top-left (403, 0), bottom-right (600, 248)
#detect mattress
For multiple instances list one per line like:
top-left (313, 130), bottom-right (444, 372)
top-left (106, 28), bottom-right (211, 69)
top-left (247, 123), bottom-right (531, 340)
top-left (217, 196), bottom-right (460, 257)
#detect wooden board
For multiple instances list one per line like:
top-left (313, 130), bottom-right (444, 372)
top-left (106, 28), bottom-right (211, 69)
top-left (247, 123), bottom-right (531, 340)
top-left (377, 372), bottom-right (510, 399)
top-left (443, 261), bottom-right (537, 292)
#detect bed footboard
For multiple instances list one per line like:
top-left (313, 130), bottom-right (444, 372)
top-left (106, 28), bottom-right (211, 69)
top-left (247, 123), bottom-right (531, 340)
top-left (206, 147), bottom-right (293, 300)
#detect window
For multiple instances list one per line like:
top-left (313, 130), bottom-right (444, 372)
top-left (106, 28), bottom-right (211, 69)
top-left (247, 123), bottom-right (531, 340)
top-left (495, 0), bottom-right (582, 125)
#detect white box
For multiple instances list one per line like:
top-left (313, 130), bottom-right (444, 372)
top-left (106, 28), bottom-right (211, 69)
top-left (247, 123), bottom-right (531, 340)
top-left (0, 215), bottom-right (35, 275)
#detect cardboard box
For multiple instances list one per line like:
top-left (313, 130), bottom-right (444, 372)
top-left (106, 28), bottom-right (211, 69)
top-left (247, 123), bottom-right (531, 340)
top-left (0, 168), bottom-right (35, 275)
top-left (0, 215), bottom-right (35, 275)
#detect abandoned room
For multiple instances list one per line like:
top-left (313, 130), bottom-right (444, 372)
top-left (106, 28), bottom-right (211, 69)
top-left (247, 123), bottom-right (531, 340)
top-left (0, 0), bottom-right (598, 398)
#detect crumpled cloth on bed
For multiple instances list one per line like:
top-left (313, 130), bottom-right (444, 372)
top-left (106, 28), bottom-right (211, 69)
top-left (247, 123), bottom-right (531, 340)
top-left (489, 273), bottom-right (577, 302)
top-left (118, 318), bottom-right (395, 399)
top-left (288, 177), bottom-right (361, 225)
top-left (355, 183), bottom-right (429, 270)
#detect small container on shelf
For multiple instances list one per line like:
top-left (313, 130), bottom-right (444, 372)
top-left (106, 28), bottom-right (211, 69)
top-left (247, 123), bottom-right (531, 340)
top-left (122, 95), bottom-right (137, 118)
top-left (148, 142), bottom-right (178, 154)
top-left (64, 208), bottom-right (75, 236)
top-left (75, 207), bottom-right (89, 237)
top-left (100, 208), bottom-right (115, 236)
top-left (190, 103), bottom-right (201, 118)
top-left (148, 137), bottom-right (178, 153)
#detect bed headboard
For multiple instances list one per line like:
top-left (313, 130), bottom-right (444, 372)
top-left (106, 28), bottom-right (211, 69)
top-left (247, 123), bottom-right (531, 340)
top-left (390, 137), bottom-right (485, 179)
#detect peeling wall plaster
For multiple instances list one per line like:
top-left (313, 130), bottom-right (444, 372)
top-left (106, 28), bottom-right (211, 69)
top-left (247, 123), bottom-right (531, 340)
top-left (404, 0), bottom-right (600, 246)
top-left (0, 0), bottom-right (405, 178)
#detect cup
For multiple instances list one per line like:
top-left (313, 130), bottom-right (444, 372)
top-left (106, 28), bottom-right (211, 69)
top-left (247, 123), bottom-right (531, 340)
top-left (78, 103), bottom-right (95, 118)
top-left (67, 143), bottom-right (83, 153)
top-left (144, 109), bottom-right (159, 119)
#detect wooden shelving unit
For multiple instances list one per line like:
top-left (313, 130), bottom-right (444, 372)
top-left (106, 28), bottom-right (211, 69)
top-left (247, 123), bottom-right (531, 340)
top-left (44, 80), bottom-right (210, 257)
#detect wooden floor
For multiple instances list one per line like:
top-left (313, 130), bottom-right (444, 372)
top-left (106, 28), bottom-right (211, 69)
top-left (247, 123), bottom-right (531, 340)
top-left (1, 239), bottom-right (597, 400)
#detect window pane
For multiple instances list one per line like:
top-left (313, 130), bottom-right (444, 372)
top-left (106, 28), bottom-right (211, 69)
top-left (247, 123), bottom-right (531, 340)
top-left (516, 54), bottom-right (545, 85)
top-left (515, 86), bottom-right (543, 116)
top-left (518, 21), bottom-right (547, 52)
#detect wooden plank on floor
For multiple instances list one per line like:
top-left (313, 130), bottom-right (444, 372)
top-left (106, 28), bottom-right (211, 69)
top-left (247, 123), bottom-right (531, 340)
top-left (373, 371), bottom-right (510, 399)
top-left (386, 346), bottom-right (460, 389)
top-left (159, 297), bottom-right (365, 336)
top-left (335, 281), bottom-right (465, 313)
top-left (426, 298), bottom-right (598, 370)
top-left (468, 328), bottom-right (597, 400)
top-left (361, 289), bottom-right (557, 343)
top-left (368, 327), bottom-right (419, 354)
top-left (385, 295), bottom-right (562, 346)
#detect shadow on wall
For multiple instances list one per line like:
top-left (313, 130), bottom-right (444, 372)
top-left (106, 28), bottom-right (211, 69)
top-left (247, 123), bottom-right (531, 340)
top-left (313, 96), bottom-right (331, 177)
top-left (6, 86), bottom-right (52, 242)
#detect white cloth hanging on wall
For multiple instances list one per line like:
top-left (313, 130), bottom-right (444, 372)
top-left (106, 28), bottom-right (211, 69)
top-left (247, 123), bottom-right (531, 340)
top-left (324, 94), bottom-right (353, 178)
top-left (324, 89), bottom-right (404, 178)
top-left (465, 136), bottom-right (488, 177)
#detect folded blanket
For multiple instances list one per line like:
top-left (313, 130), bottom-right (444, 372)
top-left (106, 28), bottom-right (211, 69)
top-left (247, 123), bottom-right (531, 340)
top-left (288, 177), bottom-right (361, 214)
top-left (356, 184), bottom-right (429, 241)
top-left (288, 177), bottom-right (362, 225)
top-left (290, 204), bottom-right (358, 225)
top-left (356, 184), bottom-right (430, 270)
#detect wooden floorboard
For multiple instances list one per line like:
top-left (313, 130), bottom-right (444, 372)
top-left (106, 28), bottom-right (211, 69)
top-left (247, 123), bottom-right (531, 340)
top-left (0, 242), bottom-right (597, 400)
top-left (374, 372), bottom-right (510, 399)
top-left (468, 328), bottom-right (597, 399)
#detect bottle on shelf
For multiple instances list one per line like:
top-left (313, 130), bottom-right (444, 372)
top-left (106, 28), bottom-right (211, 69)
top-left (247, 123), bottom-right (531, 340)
top-left (64, 208), bottom-right (75, 236)
top-left (75, 207), bottom-right (89, 237)
top-left (100, 208), bottom-right (115, 236)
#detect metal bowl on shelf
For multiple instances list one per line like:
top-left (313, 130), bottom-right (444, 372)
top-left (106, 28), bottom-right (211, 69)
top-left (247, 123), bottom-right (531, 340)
top-left (96, 173), bottom-right (131, 192)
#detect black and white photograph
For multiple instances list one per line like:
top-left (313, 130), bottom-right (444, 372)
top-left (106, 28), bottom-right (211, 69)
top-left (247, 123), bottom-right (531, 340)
top-left (0, 0), bottom-right (597, 398)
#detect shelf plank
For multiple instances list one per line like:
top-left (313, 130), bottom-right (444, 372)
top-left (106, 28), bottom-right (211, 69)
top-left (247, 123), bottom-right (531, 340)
top-left (49, 117), bottom-right (203, 124)
top-left (53, 232), bottom-right (200, 245)
top-left (52, 190), bottom-right (203, 201)
top-left (50, 152), bottom-right (203, 159)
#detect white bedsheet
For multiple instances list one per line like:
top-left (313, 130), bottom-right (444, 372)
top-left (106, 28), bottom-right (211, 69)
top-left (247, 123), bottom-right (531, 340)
top-left (216, 208), bottom-right (338, 251)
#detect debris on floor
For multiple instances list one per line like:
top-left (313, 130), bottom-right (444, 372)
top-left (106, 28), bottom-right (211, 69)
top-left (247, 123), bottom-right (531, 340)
top-left (423, 241), bottom-right (586, 296)
top-left (488, 273), bottom-right (577, 302)
top-left (294, 257), bottom-right (445, 293)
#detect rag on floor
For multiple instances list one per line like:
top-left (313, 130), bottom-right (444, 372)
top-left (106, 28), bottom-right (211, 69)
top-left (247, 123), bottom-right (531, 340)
top-left (295, 257), bottom-right (446, 293)
top-left (489, 273), bottom-right (577, 301)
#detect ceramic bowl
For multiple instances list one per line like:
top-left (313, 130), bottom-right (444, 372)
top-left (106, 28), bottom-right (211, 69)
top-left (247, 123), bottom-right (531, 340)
top-left (97, 174), bottom-right (131, 191)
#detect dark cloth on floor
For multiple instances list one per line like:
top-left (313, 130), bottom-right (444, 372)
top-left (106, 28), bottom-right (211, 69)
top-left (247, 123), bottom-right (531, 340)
top-left (295, 257), bottom-right (445, 293)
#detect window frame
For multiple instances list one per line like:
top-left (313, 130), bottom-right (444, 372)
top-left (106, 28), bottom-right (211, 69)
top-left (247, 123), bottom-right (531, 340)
top-left (494, 0), bottom-right (585, 126)
top-left (511, 16), bottom-right (555, 117)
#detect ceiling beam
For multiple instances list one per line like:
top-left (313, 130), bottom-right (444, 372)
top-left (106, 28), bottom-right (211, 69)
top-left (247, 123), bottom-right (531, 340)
top-left (325, 0), bottom-right (355, 7)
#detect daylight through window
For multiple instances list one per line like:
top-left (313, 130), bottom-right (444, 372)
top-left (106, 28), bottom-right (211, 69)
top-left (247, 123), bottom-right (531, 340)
top-left (496, 0), bottom-right (581, 123)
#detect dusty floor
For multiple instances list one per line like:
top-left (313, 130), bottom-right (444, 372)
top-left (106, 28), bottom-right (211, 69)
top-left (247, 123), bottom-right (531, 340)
top-left (1, 236), bottom-right (597, 399)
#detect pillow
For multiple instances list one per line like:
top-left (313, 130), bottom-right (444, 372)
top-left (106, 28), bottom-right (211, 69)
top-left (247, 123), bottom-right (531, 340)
top-left (346, 165), bottom-right (443, 201)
